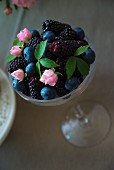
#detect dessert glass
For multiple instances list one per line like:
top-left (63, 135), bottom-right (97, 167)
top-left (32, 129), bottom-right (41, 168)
top-left (8, 28), bottom-right (111, 147)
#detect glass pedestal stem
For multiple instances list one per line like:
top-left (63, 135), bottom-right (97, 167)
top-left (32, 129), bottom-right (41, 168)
top-left (61, 101), bottom-right (111, 147)
top-left (73, 104), bottom-right (89, 125)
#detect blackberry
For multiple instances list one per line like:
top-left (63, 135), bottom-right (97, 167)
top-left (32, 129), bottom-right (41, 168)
top-left (22, 77), bottom-right (30, 96)
top-left (29, 75), bottom-right (43, 99)
top-left (29, 85), bottom-right (40, 99)
top-left (56, 57), bottom-right (67, 76)
top-left (27, 37), bottom-right (41, 49)
top-left (22, 87), bottom-right (30, 96)
top-left (42, 20), bottom-right (71, 35)
top-left (55, 28), bottom-right (77, 40)
top-left (49, 40), bottom-right (78, 57)
top-left (55, 76), bottom-right (69, 97)
top-left (8, 57), bottom-right (28, 73)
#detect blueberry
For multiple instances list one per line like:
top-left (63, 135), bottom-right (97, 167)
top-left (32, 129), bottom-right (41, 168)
top-left (42, 31), bottom-right (55, 42)
top-left (30, 30), bottom-right (40, 38)
top-left (12, 79), bottom-right (26, 92)
top-left (81, 48), bottom-right (95, 64)
top-left (25, 62), bottom-right (37, 77)
top-left (23, 47), bottom-right (36, 63)
top-left (74, 27), bottom-right (85, 40)
top-left (65, 77), bottom-right (80, 91)
top-left (40, 87), bottom-right (57, 100)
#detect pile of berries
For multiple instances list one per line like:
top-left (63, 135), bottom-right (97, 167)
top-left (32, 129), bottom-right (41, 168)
top-left (7, 20), bottom-right (95, 100)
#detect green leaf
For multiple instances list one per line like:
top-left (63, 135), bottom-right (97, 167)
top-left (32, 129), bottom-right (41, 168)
top-left (74, 45), bottom-right (89, 56)
top-left (66, 56), bottom-right (77, 79)
top-left (36, 62), bottom-right (41, 77)
top-left (13, 38), bottom-right (24, 47)
top-left (35, 39), bottom-right (47, 60)
top-left (76, 57), bottom-right (90, 75)
top-left (40, 58), bottom-right (59, 68)
top-left (6, 54), bottom-right (16, 63)
top-left (13, 38), bottom-right (18, 45)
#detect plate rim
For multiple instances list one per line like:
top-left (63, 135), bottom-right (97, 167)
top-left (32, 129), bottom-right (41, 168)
top-left (0, 69), bottom-right (16, 145)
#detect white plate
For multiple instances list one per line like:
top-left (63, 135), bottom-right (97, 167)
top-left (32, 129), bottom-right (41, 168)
top-left (0, 69), bottom-right (16, 145)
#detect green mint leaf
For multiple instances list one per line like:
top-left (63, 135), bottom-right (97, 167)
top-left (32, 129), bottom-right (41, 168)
top-left (36, 62), bottom-right (41, 77)
top-left (6, 54), bottom-right (16, 63)
top-left (13, 38), bottom-right (24, 47)
top-left (74, 45), bottom-right (89, 56)
top-left (35, 39), bottom-right (47, 60)
top-left (66, 56), bottom-right (77, 79)
top-left (40, 58), bottom-right (59, 68)
top-left (76, 57), bottom-right (90, 75)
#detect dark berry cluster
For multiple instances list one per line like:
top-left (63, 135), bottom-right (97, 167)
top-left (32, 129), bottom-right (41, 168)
top-left (8, 58), bottom-right (28, 73)
top-left (55, 27), bottom-right (77, 40)
top-left (27, 37), bottom-right (41, 49)
top-left (49, 40), bottom-right (79, 57)
top-left (8, 20), bottom-right (96, 100)
top-left (28, 75), bottom-right (42, 99)
top-left (42, 20), bottom-right (71, 35)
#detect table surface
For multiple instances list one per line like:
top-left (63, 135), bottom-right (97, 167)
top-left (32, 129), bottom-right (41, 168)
top-left (0, 0), bottom-right (114, 170)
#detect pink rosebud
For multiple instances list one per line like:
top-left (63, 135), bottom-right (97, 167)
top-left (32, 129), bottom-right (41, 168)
top-left (11, 0), bottom-right (36, 8)
top-left (10, 46), bottom-right (22, 56)
top-left (11, 69), bottom-right (25, 80)
top-left (17, 28), bottom-right (32, 42)
top-left (4, 7), bottom-right (12, 15)
top-left (40, 69), bottom-right (58, 86)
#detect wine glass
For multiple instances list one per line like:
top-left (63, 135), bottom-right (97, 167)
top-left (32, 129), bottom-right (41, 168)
top-left (13, 60), bottom-right (111, 147)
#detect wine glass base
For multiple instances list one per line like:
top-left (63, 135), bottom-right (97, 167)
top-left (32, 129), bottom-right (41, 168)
top-left (61, 101), bottom-right (111, 147)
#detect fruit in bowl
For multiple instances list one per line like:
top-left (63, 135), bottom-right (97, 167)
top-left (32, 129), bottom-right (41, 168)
top-left (7, 20), bottom-right (95, 100)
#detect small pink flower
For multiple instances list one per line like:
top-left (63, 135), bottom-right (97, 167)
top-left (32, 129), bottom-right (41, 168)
top-left (40, 69), bottom-right (58, 86)
top-left (17, 28), bottom-right (32, 42)
top-left (11, 0), bottom-right (36, 8)
top-left (10, 46), bottom-right (22, 56)
top-left (4, 7), bottom-right (12, 15)
top-left (11, 69), bottom-right (25, 80)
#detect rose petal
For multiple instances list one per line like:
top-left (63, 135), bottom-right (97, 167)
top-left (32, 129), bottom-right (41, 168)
top-left (11, 69), bottom-right (24, 80)
top-left (40, 69), bottom-right (58, 86)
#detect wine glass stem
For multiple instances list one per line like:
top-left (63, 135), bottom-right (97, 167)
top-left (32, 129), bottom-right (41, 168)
top-left (73, 104), bottom-right (89, 126)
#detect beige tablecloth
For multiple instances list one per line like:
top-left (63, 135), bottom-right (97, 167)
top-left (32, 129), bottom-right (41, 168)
top-left (0, 0), bottom-right (114, 169)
